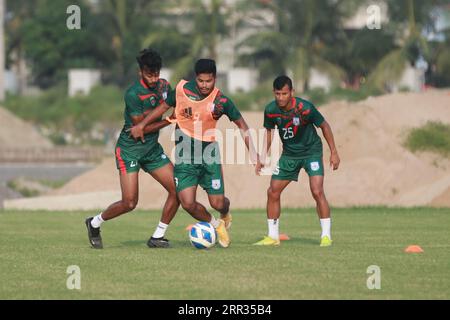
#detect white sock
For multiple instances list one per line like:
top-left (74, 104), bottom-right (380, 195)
top-left (320, 218), bottom-right (331, 239)
top-left (91, 213), bottom-right (104, 228)
top-left (152, 221), bottom-right (169, 238)
top-left (268, 219), bottom-right (279, 240)
top-left (209, 216), bottom-right (220, 228)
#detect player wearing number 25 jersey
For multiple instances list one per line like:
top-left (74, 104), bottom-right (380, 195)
top-left (254, 75), bottom-right (340, 247)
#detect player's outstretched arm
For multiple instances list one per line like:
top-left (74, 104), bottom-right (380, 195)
top-left (129, 102), bottom-right (171, 142)
top-left (142, 110), bottom-right (176, 134)
top-left (233, 117), bottom-right (261, 175)
top-left (319, 121), bottom-right (340, 171)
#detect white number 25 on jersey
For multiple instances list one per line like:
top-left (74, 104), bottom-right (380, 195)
top-left (282, 127), bottom-right (294, 139)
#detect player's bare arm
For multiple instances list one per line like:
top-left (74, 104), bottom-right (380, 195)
top-left (319, 120), bottom-right (340, 171)
top-left (257, 128), bottom-right (274, 173)
top-left (233, 117), bottom-right (262, 175)
top-left (129, 102), bottom-right (171, 141)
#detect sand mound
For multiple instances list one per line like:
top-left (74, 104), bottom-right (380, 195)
top-left (5, 89), bottom-right (450, 210)
top-left (0, 107), bottom-right (53, 149)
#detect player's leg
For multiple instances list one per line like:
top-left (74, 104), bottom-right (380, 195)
top-left (254, 179), bottom-right (290, 245)
top-left (140, 145), bottom-right (180, 247)
top-left (254, 156), bottom-right (298, 246)
top-left (85, 147), bottom-right (140, 249)
top-left (146, 162), bottom-right (180, 247)
top-left (178, 185), bottom-right (213, 221)
top-left (175, 163), bottom-right (230, 248)
top-left (85, 171), bottom-right (139, 249)
top-left (203, 162), bottom-right (232, 230)
top-left (104, 172), bottom-right (140, 219)
top-left (208, 194), bottom-right (231, 228)
top-left (306, 159), bottom-right (332, 246)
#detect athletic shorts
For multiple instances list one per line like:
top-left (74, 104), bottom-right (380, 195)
top-left (272, 155), bottom-right (324, 181)
top-left (174, 162), bottom-right (224, 195)
top-left (115, 143), bottom-right (171, 175)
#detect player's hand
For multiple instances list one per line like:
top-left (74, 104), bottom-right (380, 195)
top-left (330, 151), bottom-right (340, 171)
top-left (254, 156), bottom-right (263, 176)
top-left (129, 123), bottom-right (145, 143)
top-left (169, 110), bottom-right (176, 121)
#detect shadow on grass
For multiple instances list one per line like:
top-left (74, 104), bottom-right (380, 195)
top-left (285, 237), bottom-right (318, 246)
top-left (120, 239), bottom-right (191, 248)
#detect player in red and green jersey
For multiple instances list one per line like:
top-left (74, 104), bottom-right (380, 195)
top-left (129, 59), bottom-right (261, 248)
top-left (85, 49), bottom-right (180, 249)
top-left (254, 76), bottom-right (340, 247)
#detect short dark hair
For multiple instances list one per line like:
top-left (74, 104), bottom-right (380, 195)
top-left (136, 48), bottom-right (162, 73)
top-left (195, 59), bottom-right (216, 76)
top-left (273, 75), bottom-right (293, 90)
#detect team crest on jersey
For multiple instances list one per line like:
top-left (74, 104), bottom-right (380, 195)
top-left (293, 117), bottom-right (300, 126)
top-left (149, 96), bottom-right (157, 106)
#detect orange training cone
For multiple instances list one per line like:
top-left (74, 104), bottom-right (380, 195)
top-left (405, 245), bottom-right (424, 253)
top-left (279, 234), bottom-right (290, 241)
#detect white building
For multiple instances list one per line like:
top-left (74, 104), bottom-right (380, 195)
top-left (68, 69), bottom-right (101, 97)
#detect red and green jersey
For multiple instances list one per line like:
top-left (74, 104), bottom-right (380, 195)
top-left (264, 97), bottom-right (325, 159)
top-left (117, 78), bottom-right (171, 153)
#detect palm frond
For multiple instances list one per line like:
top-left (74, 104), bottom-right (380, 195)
top-left (367, 49), bottom-right (408, 90)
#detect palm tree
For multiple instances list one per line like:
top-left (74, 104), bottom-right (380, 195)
top-left (141, 0), bottom-right (229, 83)
top-left (237, 0), bottom-right (354, 92)
top-left (367, 0), bottom-right (443, 91)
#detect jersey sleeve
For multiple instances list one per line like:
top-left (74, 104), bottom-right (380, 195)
top-left (125, 90), bottom-right (143, 117)
top-left (165, 89), bottom-right (176, 108)
top-left (263, 109), bottom-right (276, 129)
top-left (306, 104), bottom-right (325, 127)
top-left (213, 94), bottom-right (242, 121)
top-left (222, 98), bottom-right (242, 122)
top-left (158, 79), bottom-right (172, 104)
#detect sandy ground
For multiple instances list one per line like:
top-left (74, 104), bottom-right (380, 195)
top-left (4, 89), bottom-right (450, 210)
top-left (0, 107), bottom-right (53, 149)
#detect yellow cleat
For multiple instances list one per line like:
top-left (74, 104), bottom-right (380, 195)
top-left (221, 213), bottom-right (232, 230)
top-left (215, 219), bottom-right (230, 248)
top-left (253, 236), bottom-right (280, 246)
top-left (320, 236), bottom-right (333, 247)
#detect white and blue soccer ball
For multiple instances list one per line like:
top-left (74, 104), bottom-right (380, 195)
top-left (189, 222), bottom-right (217, 249)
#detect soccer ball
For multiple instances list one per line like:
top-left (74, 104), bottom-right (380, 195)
top-left (189, 222), bottom-right (217, 249)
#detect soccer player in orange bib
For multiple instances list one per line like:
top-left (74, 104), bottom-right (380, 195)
top-left (129, 59), bottom-right (261, 248)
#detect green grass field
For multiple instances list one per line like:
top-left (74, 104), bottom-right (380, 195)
top-left (0, 207), bottom-right (449, 300)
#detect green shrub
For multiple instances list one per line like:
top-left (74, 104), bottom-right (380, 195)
top-left (4, 85), bottom-right (124, 145)
top-left (405, 121), bottom-right (450, 156)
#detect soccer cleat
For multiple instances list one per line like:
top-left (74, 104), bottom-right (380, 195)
top-left (215, 219), bottom-right (230, 248)
top-left (221, 213), bottom-right (232, 230)
top-left (147, 237), bottom-right (170, 248)
top-left (85, 217), bottom-right (103, 249)
top-left (253, 236), bottom-right (280, 246)
top-left (320, 236), bottom-right (333, 247)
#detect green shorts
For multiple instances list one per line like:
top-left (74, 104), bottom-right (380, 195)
top-left (174, 162), bottom-right (224, 195)
top-left (272, 155), bottom-right (324, 181)
top-left (115, 143), bottom-right (171, 175)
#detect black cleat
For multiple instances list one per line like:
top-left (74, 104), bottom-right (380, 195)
top-left (85, 217), bottom-right (103, 249)
top-left (147, 237), bottom-right (170, 248)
